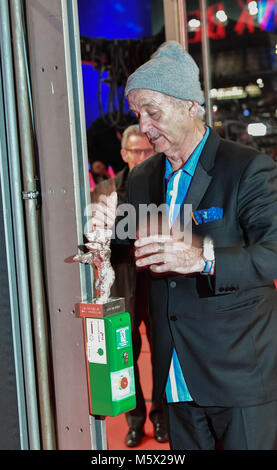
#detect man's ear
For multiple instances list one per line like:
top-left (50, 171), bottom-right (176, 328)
top-left (189, 101), bottom-right (198, 118)
top-left (121, 148), bottom-right (128, 163)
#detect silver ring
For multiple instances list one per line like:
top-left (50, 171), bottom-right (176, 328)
top-left (157, 242), bottom-right (164, 252)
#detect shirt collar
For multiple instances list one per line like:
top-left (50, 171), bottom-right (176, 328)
top-left (165, 126), bottom-right (210, 180)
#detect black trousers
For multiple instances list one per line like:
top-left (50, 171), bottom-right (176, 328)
top-left (166, 400), bottom-right (277, 450)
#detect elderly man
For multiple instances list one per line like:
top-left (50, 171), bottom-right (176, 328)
top-left (93, 41), bottom-right (277, 450)
top-left (91, 125), bottom-right (168, 447)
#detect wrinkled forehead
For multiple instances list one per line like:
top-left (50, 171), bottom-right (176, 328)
top-left (127, 88), bottom-right (169, 110)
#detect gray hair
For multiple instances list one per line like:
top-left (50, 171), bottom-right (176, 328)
top-left (168, 95), bottom-right (205, 122)
top-left (121, 124), bottom-right (146, 149)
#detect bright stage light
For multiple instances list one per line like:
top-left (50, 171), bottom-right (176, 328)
top-left (247, 122), bottom-right (267, 136)
top-left (216, 10), bottom-right (228, 23)
top-left (248, 1), bottom-right (258, 16)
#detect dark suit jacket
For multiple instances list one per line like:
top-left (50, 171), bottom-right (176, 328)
top-left (127, 128), bottom-right (277, 407)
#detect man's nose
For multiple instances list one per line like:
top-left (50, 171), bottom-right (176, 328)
top-left (139, 115), bottom-right (150, 134)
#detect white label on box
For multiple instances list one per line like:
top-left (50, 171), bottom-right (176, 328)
top-left (86, 318), bottom-right (107, 364)
top-left (110, 366), bottom-right (135, 401)
top-left (116, 326), bottom-right (130, 349)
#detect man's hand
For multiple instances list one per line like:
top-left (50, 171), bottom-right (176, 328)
top-left (91, 191), bottom-right (118, 230)
top-left (134, 234), bottom-right (206, 275)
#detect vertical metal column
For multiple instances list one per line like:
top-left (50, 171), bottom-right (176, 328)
top-left (24, 0), bottom-right (101, 449)
top-left (177, 0), bottom-right (188, 49)
top-left (200, 0), bottom-right (213, 126)
top-left (0, 0), bottom-right (41, 450)
top-left (163, 0), bottom-right (188, 48)
top-left (0, 54), bottom-right (29, 451)
top-left (9, 0), bottom-right (56, 450)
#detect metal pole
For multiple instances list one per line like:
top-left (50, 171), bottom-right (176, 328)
top-left (9, 0), bottom-right (56, 449)
top-left (200, 0), bottom-right (213, 127)
top-left (0, 0), bottom-right (40, 450)
top-left (177, 0), bottom-right (188, 49)
top-left (0, 57), bottom-right (29, 451)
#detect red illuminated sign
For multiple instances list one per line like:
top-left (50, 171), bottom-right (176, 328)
top-left (188, 0), bottom-right (276, 42)
top-left (207, 2), bottom-right (227, 39)
top-left (234, 0), bottom-right (255, 35)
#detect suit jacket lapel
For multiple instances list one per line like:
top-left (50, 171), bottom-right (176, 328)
top-left (185, 127), bottom-right (221, 211)
top-left (184, 163), bottom-right (212, 211)
top-left (175, 128), bottom-right (221, 235)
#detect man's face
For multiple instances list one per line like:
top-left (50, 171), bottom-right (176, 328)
top-left (128, 89), bottom-right (192, 157)
top-left (121, 134), bottom-right (155, 171)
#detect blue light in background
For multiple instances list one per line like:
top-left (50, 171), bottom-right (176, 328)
top-left (113, 2), bottom-right (126, 14)
top-left (77, 0), bottom-right (153, 128)
top-left (257, 0), bottom-right (277, 33)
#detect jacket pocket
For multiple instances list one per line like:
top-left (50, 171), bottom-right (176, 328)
top-left (216, 294), bottom-right (264, 313)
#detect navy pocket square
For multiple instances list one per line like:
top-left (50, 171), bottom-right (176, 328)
top-left (193, 207), bottom-right (223, 225)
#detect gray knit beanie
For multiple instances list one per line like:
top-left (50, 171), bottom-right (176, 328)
top-left (125, 40), bottom-right (204, 105)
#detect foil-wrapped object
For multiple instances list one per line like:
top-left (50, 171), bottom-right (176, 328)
top-left (74, 229), bottom-right (115, 303)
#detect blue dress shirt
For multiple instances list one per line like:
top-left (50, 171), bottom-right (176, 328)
top-left (165, 127), bottom-right (209, 403)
